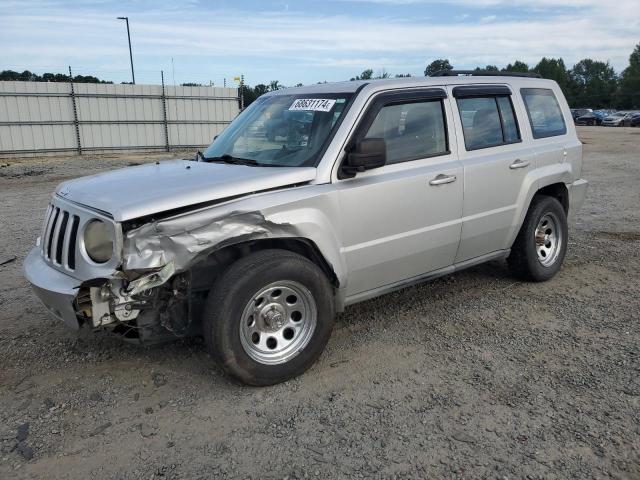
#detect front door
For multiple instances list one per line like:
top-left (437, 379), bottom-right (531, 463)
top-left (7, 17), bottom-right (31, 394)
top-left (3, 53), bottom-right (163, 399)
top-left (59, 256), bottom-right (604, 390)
top-left (337, 89), bottom-right (464, 297)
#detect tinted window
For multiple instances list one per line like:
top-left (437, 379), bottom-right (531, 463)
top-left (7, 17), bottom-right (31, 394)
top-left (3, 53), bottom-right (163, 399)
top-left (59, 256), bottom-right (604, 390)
top-left (497, 96), bottom-right (520, 143)
top-left (364, 100), bottom-right (447, 164)
top-left (457, 96), bottom-right (521, 150)
top-left (521, 88), bottom-right (567, 139)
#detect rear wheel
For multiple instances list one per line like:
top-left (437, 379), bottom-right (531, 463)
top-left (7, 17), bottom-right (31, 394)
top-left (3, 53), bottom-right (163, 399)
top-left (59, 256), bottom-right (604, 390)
top-left (508, 195), bottom-right (568, 281)
top-left (203, 249), bottom-right (335, 386)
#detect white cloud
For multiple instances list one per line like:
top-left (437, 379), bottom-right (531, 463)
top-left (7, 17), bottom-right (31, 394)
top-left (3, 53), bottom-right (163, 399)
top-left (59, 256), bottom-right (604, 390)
top-left (0, 0), bottom-right (638, 84)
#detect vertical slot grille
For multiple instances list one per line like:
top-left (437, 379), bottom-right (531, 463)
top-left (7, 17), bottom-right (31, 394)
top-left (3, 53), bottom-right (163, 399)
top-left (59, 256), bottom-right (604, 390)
top-left (41, 205), bottom-right (54, 255)
top-left (67, 215), bottom-right (79, 270)
top-left (55, 211), bottom-right (69, 264)
top-left (46, 208), bottom-right (60, 260)
top-left (40, 200), bottom-right (107, 274)
top-left (41, 204), bottom-right (80, 271)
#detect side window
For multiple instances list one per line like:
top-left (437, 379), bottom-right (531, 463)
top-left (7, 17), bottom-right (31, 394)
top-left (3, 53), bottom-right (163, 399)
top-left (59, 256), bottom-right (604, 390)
top-left (497, 96), bottom-right (520, 143)
top-left (521, 88), bottom-right (567, 139)
top-left (457, 96), bottom-right (521, 150)
top-left (363, 100), bottom-right (448, 164)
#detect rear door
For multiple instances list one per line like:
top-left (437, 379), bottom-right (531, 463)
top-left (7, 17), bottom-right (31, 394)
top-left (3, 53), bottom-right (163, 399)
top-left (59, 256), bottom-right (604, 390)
top-left (449, 84), bottom-right (536, 262)
top-left (336, 88), bottom-right (463, 297)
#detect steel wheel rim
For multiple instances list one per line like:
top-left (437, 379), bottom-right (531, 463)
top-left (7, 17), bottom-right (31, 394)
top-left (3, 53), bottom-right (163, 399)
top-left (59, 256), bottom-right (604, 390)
top-left (239, 280), bottom-right (317, 365)
top-left (535, 212), bottom-right (562, 267)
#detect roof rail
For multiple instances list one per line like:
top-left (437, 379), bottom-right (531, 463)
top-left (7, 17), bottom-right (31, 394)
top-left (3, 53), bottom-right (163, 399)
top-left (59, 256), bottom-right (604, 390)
top-left (431, 70), bottom-right (542, 78)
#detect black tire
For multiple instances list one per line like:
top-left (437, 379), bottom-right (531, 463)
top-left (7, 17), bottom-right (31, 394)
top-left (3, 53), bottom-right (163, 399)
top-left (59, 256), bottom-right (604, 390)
top-left (202, 249), bottom-right (335, 386)
top-left (508, 195), bottom-right (568, 282)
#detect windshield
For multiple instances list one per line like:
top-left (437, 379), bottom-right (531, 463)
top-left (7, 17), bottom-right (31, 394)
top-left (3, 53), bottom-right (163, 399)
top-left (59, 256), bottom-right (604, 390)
top-left (203, 93), bottom-right (353, 167)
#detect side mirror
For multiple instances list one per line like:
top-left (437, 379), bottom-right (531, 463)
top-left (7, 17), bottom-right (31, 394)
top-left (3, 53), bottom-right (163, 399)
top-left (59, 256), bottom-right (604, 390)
top-left (342, 138), bottom-right (386, 177)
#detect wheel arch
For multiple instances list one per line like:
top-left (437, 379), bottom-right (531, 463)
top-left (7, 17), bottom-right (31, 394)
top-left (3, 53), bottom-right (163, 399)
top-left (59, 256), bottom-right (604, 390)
top-left (536, 182), bottom-right (569, 214)
top-left (189, 237), bottom-right (341, 294)
top-left (507, 176), bottom-right (571, 248)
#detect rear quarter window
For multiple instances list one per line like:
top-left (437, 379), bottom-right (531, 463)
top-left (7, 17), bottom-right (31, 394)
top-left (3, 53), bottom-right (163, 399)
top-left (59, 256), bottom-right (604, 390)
top-left (521, 88), bottom-right (567, 139)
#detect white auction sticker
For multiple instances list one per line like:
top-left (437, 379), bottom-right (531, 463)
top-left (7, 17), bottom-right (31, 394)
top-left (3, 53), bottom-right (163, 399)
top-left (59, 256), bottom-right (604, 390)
top-left (289, 98), bottom-right (336, 112)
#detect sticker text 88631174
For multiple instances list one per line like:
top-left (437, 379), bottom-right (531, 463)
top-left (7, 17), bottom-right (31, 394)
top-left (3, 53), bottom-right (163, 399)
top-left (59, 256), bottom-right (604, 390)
top-left (289, 99), bottom-right (336, 112)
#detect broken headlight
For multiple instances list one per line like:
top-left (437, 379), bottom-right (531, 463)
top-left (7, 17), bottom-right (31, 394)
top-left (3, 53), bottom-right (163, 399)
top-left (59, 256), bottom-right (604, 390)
top-left (84, 219), bottom-right (113, 263)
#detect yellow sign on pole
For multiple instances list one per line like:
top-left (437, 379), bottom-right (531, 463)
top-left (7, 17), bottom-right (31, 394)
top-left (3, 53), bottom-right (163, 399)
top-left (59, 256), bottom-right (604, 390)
top-left (233, 76), bottom-right (241, 82)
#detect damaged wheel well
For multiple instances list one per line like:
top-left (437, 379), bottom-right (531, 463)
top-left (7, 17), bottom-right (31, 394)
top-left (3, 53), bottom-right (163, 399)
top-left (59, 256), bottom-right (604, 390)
top-left (189, 238), bottom-right (339, 294)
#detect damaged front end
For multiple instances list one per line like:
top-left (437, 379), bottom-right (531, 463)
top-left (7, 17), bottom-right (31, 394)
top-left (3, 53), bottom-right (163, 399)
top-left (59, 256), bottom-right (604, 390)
top-left (25, 185), bottom-right (330, 345)
top-left (122, 210), bottom-right (295, 272)
top-left (74, 264), bottom-right (194, 344)
top-left (74, 209), bottom-right (297, 343)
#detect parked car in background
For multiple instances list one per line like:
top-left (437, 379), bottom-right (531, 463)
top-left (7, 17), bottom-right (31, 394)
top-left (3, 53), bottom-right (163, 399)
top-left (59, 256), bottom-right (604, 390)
top-left (575, 112), bottom-right (599, 126)
top-left (575, 110), bottom-right (613, 126)
top-left (602, 111), bottom-right (631, 127)
top-left (24, 73), bottom-right (588, 385)
top-left (571, 108), bottom-right (592, 121)
top-left (622, 112), bottom-right (640, 127)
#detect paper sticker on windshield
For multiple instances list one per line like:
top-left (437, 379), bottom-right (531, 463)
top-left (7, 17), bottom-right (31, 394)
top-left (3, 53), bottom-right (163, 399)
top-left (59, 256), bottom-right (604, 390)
top-left (289, 99), bottom-right (336, 112)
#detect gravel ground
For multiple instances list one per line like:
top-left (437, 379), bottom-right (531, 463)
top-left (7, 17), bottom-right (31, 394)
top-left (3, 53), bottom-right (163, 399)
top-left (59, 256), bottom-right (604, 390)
top-left (0, 127), bottom-right (639, 479)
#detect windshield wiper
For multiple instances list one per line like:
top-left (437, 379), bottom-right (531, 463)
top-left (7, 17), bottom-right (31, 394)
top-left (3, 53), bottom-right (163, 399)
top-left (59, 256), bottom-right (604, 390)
top-left (204, 154), bottom-right (260, 166)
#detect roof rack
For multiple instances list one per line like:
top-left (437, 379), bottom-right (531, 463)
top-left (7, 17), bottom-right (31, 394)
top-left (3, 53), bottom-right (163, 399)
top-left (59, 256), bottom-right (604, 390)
top-left (431, 70), bottom-right (542, 78)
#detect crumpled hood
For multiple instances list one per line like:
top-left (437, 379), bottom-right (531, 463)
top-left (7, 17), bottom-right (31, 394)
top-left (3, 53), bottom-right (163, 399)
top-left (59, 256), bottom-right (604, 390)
top-left (55, 160), bottom-right (317, 221)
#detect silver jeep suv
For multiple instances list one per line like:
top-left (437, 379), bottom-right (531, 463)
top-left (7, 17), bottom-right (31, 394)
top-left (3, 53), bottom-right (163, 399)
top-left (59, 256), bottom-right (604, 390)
top-left (24, 73), bottom-right (588, 385)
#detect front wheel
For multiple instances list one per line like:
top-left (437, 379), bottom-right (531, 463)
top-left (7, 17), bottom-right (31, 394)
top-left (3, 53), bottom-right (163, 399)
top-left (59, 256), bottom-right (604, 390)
top-left (203, 249), bottom-right (335, 386)
top-left (508, 195), bottom-right (568, 281)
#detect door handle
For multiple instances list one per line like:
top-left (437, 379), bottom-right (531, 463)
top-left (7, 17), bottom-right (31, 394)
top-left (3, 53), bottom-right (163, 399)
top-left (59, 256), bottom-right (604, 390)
top-left (509, 159), bottom-right (530, 169)
top-left (429, 174), bottom-right (457, 186)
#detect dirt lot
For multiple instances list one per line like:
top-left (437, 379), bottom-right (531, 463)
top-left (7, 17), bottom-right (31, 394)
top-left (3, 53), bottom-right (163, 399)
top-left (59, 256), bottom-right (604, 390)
top-left (1, 127), bottom-right (639, 479)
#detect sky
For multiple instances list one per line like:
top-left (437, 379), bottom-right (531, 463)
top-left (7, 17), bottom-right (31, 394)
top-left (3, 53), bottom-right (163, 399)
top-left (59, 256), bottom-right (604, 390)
top-left (1, 0), bottom-right (639, 87)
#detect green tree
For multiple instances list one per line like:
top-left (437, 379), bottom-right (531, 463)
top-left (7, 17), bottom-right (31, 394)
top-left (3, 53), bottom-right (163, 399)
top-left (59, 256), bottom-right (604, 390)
top-left (351, 69), bottom-right (374, 81)
top-left (239, 84), bottom-right (258, 106)
top-left (502, 61), bottom-right (529, 73)
top-left (395, 73), bottom-right (412, 78)
top-left (269, 80), bottom-right (283, 91)
top-left (570, 59), bottom-right (617, 108)
top-left (616, 43), bottom-right (640, 109)
top-left (253, 84), bottom-right (270, 96)
top-left (531, 57), bottom-right (571, 90)
top-left (424, 59), bottom-right (453, 76)
top-left (0, 69), bottom-right (111, 83)
top-left (0, 70), bottom-right (37, 81)
top-left (239, 82), bottom-right (291, 108)
top-left (41, 72), bottom-right (72, 82)
top-left (474, 65), bottom-right (499, 72)
top-left (532, 57), bottom-right (572, 96)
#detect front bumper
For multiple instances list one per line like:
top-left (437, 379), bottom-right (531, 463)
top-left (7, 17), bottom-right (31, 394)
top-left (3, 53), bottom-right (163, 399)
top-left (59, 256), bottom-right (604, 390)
top-left (23, 248), bottom-right (82, 330)
top-left (568, 178), bottom-right (588, 217)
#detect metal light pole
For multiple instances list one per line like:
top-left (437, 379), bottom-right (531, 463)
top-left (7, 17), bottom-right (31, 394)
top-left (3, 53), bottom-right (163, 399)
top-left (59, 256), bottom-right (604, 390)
top-left (117, 16), bottom-right (135, 84)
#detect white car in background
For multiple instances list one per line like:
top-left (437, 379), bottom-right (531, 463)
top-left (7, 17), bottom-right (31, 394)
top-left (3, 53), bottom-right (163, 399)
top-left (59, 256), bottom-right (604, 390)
top-left (602, 111), bottom-right (631, 127)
